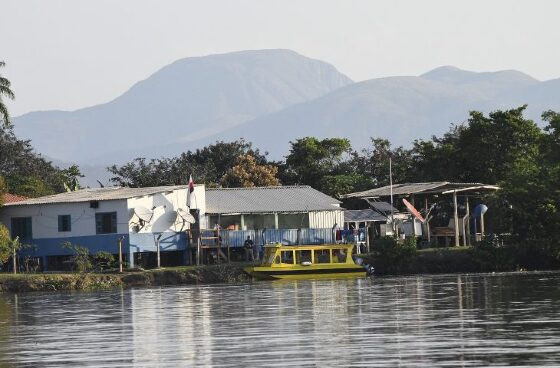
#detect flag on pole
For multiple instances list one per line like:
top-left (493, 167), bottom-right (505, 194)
top-left (187, 175), bottom-right (195, 208)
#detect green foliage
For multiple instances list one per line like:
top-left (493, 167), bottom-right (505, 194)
top-left (0, 224), bottom-right (13, 264)
top-left (349, 138), bottom-right (413, 187)
top-left (0, 225), bottom-right (24, 269)
top-left (61, 165), bottom-right (84, 192)
top-left (471, 235), bottom-right (515, 272)
top-left (280, 137), bottom-right (353, 193)
top-left (371, 236), bottom-right (417, 274)
top-left (410, 106), bottom-right (543, 184)
top-left (318, 174), bottom-right (373, 199)
top-left (0, 124), bottom-right (74, 197)
top-left (0, 61), bottom-right (15, 128)
top-left (0, 175), bottom-right (6, 206)
top-left (92, 251), bottom-right (116, 271)
top-left (62, 241), bottom-right (92, 273)
top-left (108, 139), bottom-right (267, 187)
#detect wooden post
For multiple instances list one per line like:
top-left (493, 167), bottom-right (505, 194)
top-left (453, 190), bottom-right (460, 247)
top-left (196, 237), bottom-right (201, 266)
top-left (156, 235), bottom-right (161, 268)
top-left (240, 214), bottom-right (245, 230)
top-left (274, 213), bottom-right (279, 230)
top-left (12, 247), bottom-right (16, 274)
top-left (118, 237), bottom-right (123, 273)
top-left (365, 222), bottom-right (370, 253)
top-left (465, 196), bottom-right (471, 246)
top-left (425, 198), bottom-right (431, 243)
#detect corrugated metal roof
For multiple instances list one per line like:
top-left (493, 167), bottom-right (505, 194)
top-left (205, 186), bottom-right (341, 214)
top-left (344, 209), bottom-right (387, 222)
top-left (2, 185), bottom-right (193, 206)
top-left (370, 201), bottom-right (398, 213)
top-left (343, 182), bottom-right (499, 199)
top-left (2, 193), bottom-right (28, 204)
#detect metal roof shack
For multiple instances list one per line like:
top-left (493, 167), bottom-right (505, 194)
top-left (343, 181), bottom-right (500, 248)
top-left (343, 182), bottom-right (499, 199)
top-left (205, 186), bottom-right (341, 215)
top-left (1, 185), bottom-right (195, 206)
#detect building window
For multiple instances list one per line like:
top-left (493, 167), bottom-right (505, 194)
top-left (58, 215), bottom-right (71, 232)
top-left (11, 217), bottom-right (32, 241)
top-left (95, 212), bottom-right (117, 234)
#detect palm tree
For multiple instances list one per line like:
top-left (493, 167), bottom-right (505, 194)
top-left (0, 61), bottom-right (15, 127)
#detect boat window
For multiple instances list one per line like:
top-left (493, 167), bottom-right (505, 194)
top-left (263, 249), bottom-right (275, 265)
top-left (332, 249), bottom-right (347, 263)
top-left (274, 256), bottom-right (281, 264)
top-left (296, 250), bottom-right (312, 264)
top-left (281, 251), bottom-right (294, 264)
top-left (314, 250), bottom-right (330, 264)
top-left (337, 249), bottom-right (347, 263)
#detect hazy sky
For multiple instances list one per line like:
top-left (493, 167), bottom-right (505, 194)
top-left (2, 0), bottom-right (559, 116)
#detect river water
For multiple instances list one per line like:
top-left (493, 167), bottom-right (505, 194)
top-left (1, 272), bottom-right (560, 367)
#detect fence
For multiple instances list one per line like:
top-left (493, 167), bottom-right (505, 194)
top-left (198, 228), bottom-right (335, 248)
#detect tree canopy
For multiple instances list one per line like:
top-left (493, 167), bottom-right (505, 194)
top-left (0, 124), bottom-right (78, 197)
top-left (221, 154), bottom-right (280, 188)
top-left (108, 139), bottom-right (267, 187)
top-left (0, 61), bottom-right (15, 127)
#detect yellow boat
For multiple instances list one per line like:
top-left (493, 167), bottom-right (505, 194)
top-left (244, 243), bottom-right (368, 280)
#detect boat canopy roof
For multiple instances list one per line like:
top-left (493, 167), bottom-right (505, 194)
top-left (263, 243), bottom-right (354, 251)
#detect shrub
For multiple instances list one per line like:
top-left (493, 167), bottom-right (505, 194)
top-left (371, 236), bottom-right (418, 274)
top-left (62, 242), bottom-right (92, 273)
top-left (92, 251), bottom-right (116, 272)
top-left (471, 234), bottom-right (515, 272)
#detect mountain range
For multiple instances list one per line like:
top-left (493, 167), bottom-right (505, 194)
top-left (12, 49), bottom-right (560, 184)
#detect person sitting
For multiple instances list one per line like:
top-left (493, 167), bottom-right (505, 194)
top-left (244, 236), bottom-right (254, 262)
top-left (338, 249), bottom-right (347, 263)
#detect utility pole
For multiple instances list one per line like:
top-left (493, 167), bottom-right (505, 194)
top-left (389, 155), bottom-right (395, 236)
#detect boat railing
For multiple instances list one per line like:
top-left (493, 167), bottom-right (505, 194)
top-left (198, 228), bottom-right (337, 248)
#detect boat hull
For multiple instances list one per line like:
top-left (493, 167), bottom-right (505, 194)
top-left (244, 265), bottom-right (367, 280)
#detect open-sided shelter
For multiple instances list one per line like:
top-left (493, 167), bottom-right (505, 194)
top-left (344, 182), bottom-right (499, 246)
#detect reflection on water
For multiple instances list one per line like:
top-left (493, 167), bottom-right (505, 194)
top-left (1, 273), bottom-right (560, 367)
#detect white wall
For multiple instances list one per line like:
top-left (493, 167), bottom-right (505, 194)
top-left (0, 185), bottom-right (207, 239)
top-left (308, 210), bottom-right (344, 229)
top-left (0, 200), bottom-right (129, 239)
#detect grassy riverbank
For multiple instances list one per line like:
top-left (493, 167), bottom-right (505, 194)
top-left (359, 242), bottom-right (560, 276)
top-left (0, 264), bottom-right (250, 293)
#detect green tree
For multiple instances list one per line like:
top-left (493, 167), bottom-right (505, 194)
top-left (0, 124), bottom-right (71, 196)
top-left (0, 175), bottom-right (7, 206)
top-left (0, 224), bottom-right (11, 264)
top-left (0, 61), bottom-right (15, 127)
top-left (221, 154), bottom-right (280, 187)
top-left (350, 138), bottom-right (413, 187)
top-left (495, 110), bottom-right (560, 248)
top-left (108, 139), bottom-right (268, 187)
top-left (0, 225), bottom-right (23, 273)
top-left (318, 173), bottom-right (373, 199)
top-left (411, 106), bottom-right (543, 184)
top-left (281, 137), bottom-right (352, 190)
top-left (61, 164), bottom-right (84, 192)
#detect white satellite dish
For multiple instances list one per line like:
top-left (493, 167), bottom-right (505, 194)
top-left (177, 208), bottom-right (196, 224)
top-left (134, 206), bottom-right (154, 223)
